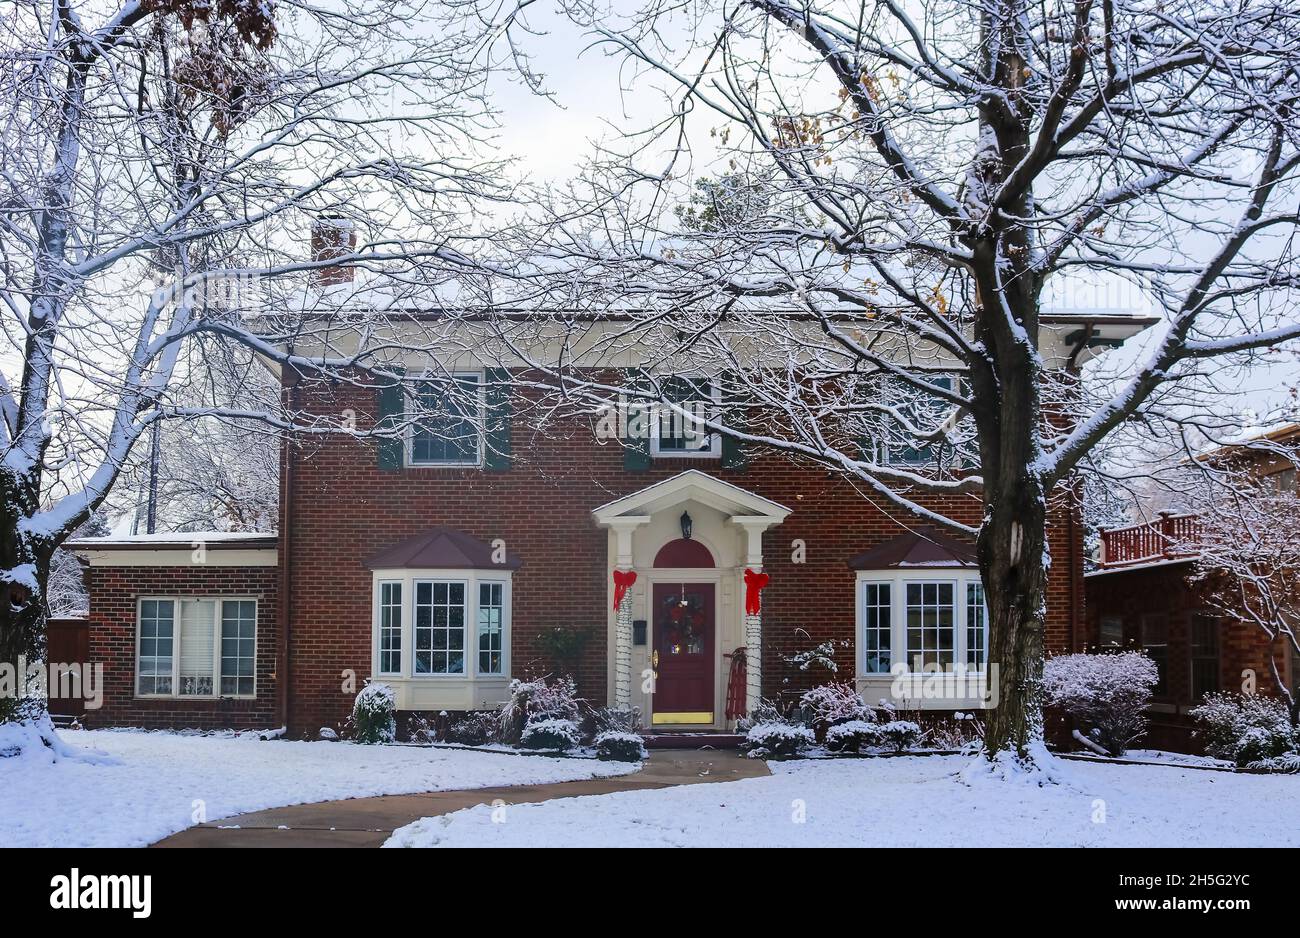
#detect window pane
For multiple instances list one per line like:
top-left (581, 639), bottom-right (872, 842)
top-left (478, 582), bottom-right (505, 675)
top-left (1098, 616), bottom-right (1124, 648)
top-left (905, 581), bottom-right (957, 670)
top-left (1189, 613), bottom-right (1220, 703)
top-left (219, 599), bottom-right (258, 695)
top-left (861, 583), bottom-right (892, 673)
top-left (378, 581), bottom-right (403, 674)
top-left (1141, 613), bottom-right (1169, 696)
top-left (410, 375), bottom-right (481, 465)
top-left (655, 376), bottom-right (716, 453)
top-left (178, 599), bottom-right (216, 696)
top-left (414, 581), bottom-right (466, 674)
top-left (138, 600), bottom-right (175, 695)
top-left (966, 582), bottom-right (987, 670)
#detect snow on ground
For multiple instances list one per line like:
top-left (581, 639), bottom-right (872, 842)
top-left (0, 729), bottom-right (638, 848)
top-left (385, 755), bottom-right (1300, 848)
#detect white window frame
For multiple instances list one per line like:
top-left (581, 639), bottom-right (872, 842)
top-left (377, 580), bottom-right (404, 676)
top-left (650, 375), bottom-right (722, 459)
top-left (854, 570), bottom-right (988, 675)
top-left (877, 373), bottom-right (965, 468)
top-left (370, 570), bottom-right (511, 681)
top-left (134, 595), bottom-right (259, 699)
top-left (405, 371), bottom-right (485, 468)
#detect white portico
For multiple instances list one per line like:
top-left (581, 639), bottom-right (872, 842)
top-left (592, 470), bottom-right (790, 730)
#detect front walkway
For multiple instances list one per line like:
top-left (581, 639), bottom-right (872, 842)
top-left (152, 749), bottom-right (768, 847)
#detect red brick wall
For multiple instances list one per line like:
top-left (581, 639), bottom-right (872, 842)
top-left (1084, 563), bottom-right (1283, 753)
top-left (281, 373), bottom-right (1085, 735)
top-left (84, 564), bottom-right (279, 730)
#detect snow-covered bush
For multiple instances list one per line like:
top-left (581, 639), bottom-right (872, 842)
top-left (351, 683), bottom-right (397, 745)
top-left (736, 697), bottom-right (793, 733)
top-left (825, 720), bottom-right (881, 754)
top-left (1042, 652), bottom-right (1159, 757)
top-left (1190, 693), bottom-right (1300, 770)
top-left (447, 711), bottom-right (500, 747)
top-left (799, 681), bottom-right (872, 734)
top-left (519, 718), bottom-right (581, 752)
top-left (920, 712), bottom-right (984, 750)
top-left (878, 720), bottom-right (922, 753)
top-left (594, 730), bottom-right (648, 762)
top-left (499, 676), bottom-right (583, 744)
top-left (318, 726), bottom-right (339, 741)
top-left (743, 722), bottom-right (814, 760)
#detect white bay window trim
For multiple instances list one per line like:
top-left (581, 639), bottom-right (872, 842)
top-left (854, 569), bottom-right (990, 709)
top-left (135, 596), bottom-right (258, 700)
top-left (369, 570), bottom-right (512, 703)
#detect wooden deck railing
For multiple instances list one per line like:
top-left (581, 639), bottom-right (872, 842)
top-left (1098, 512), bottom-right (1201, 568)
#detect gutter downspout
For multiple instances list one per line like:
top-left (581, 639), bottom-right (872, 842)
top-left (276, 368), bottom-right (299, 732)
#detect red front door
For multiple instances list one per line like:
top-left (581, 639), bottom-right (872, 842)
top-left (651, 582), bottom-right (715, 724)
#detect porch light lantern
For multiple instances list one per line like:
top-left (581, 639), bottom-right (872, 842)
top-left (680, 510), bottom-right (693, 540)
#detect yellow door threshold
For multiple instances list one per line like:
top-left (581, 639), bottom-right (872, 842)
top-left (651, 711), bottom-right (714, 725)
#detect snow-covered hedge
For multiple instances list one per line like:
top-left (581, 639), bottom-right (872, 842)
top-left (1042, 651), bottom-right (1159, 757)
top-left (799, 681), bottom-right (872, 732)
top-left (825, 720), bottom-right (880, 753)
top-left (352, 683), bottom-right (397, 745)
top-left (1190, 693), bottom-right (1300, 772)
top-left (743, 721), bottom-right (814, 760)
top-left (594, 731), bottom-right (647, 762)
top-left (878, 720), bottom-right (922, 753)
top-left (519, 718), bottom-right (581, 752)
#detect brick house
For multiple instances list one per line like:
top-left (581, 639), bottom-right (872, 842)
top-left (1085, 424), bottom-right (1300, 752)
top-left (66, 280), bottom-right (1154, 737)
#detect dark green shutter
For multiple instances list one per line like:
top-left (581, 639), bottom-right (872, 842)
top-left (376, 366), bottom-right (406, 471)
top-left (720, 371), bottom-right (749, 471)
top-left (484, 367), bottom-right (512, 471)
top-left (622, 369), bottom-right (651, 472)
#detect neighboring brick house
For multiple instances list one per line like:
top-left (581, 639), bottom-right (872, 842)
top-left (66, 283), bottom-right (1152, 737)
top-left (1086, 424), bottom-right (1300, 753)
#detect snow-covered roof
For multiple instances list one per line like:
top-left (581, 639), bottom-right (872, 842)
top-left (65, 531), bottom-right (277, 550)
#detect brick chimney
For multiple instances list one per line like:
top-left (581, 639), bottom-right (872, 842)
top-left (310, 215), bottom-right (356, 287)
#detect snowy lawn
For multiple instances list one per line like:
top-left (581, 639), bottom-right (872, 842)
top-left (385, 754), bottom-right (1300, 848)
top-left (0, 729), bottom-right (639, 848)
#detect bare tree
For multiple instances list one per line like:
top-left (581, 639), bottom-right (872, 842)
top-left (488, 0), bottom-right (1300, 767)
top-left (0, 0), bottom-right (536, 733)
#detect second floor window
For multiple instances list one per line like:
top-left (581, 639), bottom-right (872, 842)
top-left (409, 373), bottom-right (482, 466)
top-left (651, 376), bottom-right (721, 458)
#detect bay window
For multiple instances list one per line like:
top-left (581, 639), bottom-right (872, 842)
top-left (371, 570), bottom-right (510, 681)
top-left (136, 597), bottom-right (258, 698)
top-left (856, 572), bottom-right (988, 676)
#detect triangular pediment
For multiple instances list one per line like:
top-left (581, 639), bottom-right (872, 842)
top-left (592, 470), bottom-right (791, 526)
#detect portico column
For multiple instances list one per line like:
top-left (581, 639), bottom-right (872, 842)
top-left (733, 516), bottom-right (778, 716)
top-left (608, 517), bottom-right (649, 710)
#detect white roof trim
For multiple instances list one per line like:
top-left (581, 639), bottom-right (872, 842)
top-left (592, 470), bottom-right (791, 525)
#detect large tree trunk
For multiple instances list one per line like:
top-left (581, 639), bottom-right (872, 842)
top-left (0, 463), bottom-right (51, 724)
top-left (979, 479), bottom-right (1048, 762)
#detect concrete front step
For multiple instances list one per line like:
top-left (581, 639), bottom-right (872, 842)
top-left (641, 733), bottom-right (745, 750)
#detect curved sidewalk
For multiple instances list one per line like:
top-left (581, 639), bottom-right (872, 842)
top-left (152, 748), bottom-right (768, 847)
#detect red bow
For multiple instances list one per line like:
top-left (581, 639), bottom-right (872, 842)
top-left (743, 568), bottom-right (769, 616)
top-left (612, 569), bottom-right (637, 610)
